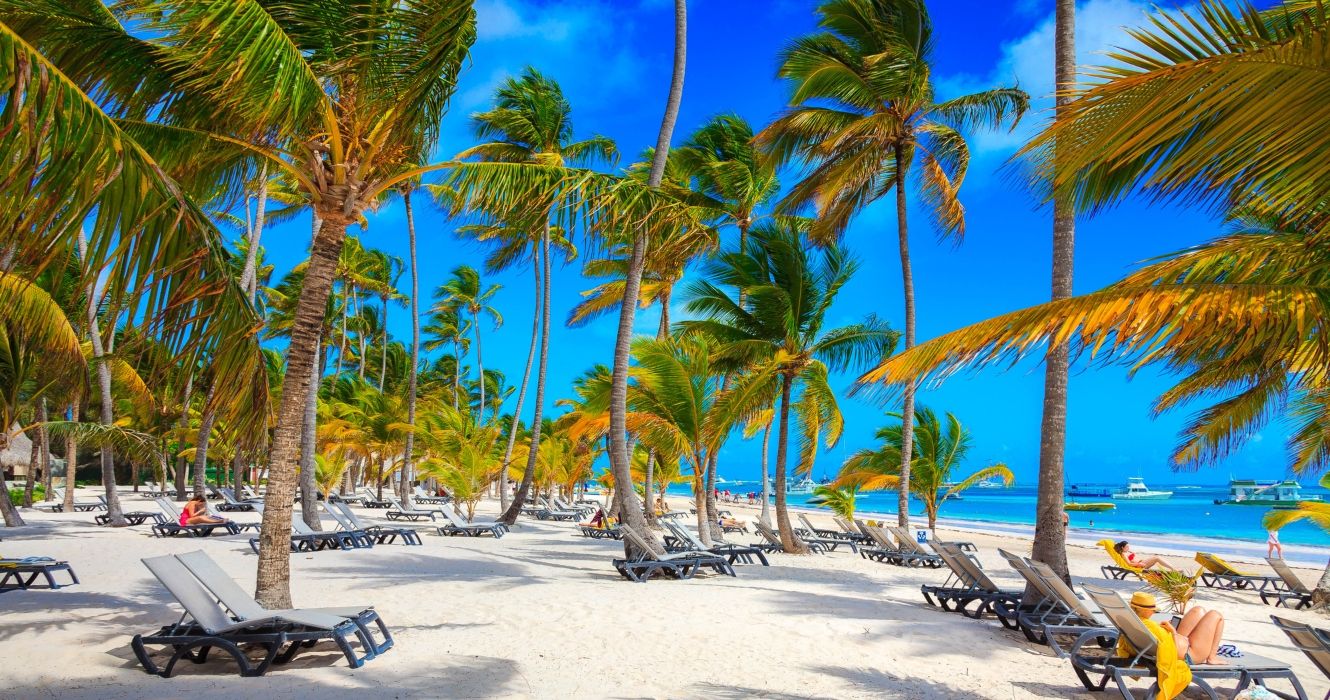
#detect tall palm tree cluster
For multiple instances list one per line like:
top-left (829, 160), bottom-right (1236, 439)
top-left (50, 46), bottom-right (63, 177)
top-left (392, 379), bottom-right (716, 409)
top-left (6, 0), bottom-right (1321, 602)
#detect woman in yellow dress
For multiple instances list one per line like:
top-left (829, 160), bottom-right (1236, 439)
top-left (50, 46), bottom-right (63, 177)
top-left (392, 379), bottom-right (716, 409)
top-left (1121, 592), bottom-right (1228, 699)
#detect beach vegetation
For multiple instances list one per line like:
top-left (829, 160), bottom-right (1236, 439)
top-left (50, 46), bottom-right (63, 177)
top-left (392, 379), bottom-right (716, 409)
top-left (758, 0), bottom-right (1027, 530)
top-left (808, 484), bottom-right (858, 521)
top-left (835, 408), bottom-right (1013, 531)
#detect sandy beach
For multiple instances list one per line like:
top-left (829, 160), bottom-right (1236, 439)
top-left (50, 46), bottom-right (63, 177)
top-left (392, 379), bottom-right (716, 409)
top-left (1, 487), bottom-right (1327, 699)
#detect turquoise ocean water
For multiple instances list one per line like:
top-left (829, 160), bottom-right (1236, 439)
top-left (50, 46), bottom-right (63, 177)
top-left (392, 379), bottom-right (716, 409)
top-left (667, 482), bottom-right (1330, 548)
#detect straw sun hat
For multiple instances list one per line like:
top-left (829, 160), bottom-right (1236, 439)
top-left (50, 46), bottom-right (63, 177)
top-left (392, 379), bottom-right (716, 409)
top-left (1129, 591), bottom-right (1157, 614)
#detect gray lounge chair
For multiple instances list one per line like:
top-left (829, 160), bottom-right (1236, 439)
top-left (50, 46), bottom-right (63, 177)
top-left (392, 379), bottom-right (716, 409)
top-left (151, 498), bottom-right (240, 538)
top-left (753, 521), bottom-right (828, 554)
top-left (412, 486), bottom-right (451, 505)
top-left (385, 496), bottom-right (440, 522)
top-left (1271, 615), bottom-right (1330, 698)
top-left (1263, 558), bottom-right (1315, 609)
top-left (789, 515), bottom-right (856, 552)
top-left (611, 525), bottom-right (736, 582)
top-left (883, 525), bottom-right (943, 567)
top-left (215, 488), bottom-right (258, 512)
top-left (662, 519), bottom-right (769, 566)
top-left (174, 549), bottom-right (392, 656)
top-left (132, 554), bottom-right (385, 677)
top-left (94, 495), bottom-right (163, 526)
top-left (246, 503), bottom-right (363, 553)
top-left (436, 506), bottom-right (507, 538)
top-left (357, 488), bottom-right (393, 509)
top-left (331, 501), bottom-right (422, 545)
top-left (919, 542), bottom-right (1019, 624)
top-left (1069, 585), bottom-right (1307, 700)
top-left (797, 513), bottom-right (856, 543)
top-left (1195, 552), bottom-right (1282, 591)
top-left (34, 487), bottom-right (105, 512)
top-left (534, 497), bottom-right (580, 521)
top-left (0, 556), bottom-right (79, 591)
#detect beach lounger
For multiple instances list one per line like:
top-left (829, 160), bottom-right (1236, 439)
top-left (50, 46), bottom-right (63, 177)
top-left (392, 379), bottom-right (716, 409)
top-left (1013, 556), bottom-right (1116, 655)
top-left (332, 490), bottom-right (366, 506)
top-left (246, 504), bottom-right (366, 553)
top-left (34, 487), bottom-right (105, 513)
top-left (830, 516), bottom-right (874, 544)
top-left (215, 488), bottom-right (258, 512)
top-left (533, 497), bottom-right (580, 521)
top-left (331, 502), bottom-right (422, 545)
top-left (384, 496), bottom-right (440, 522)
top-left (552, 496), bottom-right (594, 518)
top-left (797, 513), bottom-right (859, 544)
top-left (662, 519), bottom-right (769, 566)
top-left (931, 542), bottom-right (1021, 624)
top-left (174, 549), bottom-right (392, 657)
top-left (93, 495), bottom-right (164, 526)
top-left (790, 516), bottom-right (856, 552)
top-left (1271, 615), bottom-right (1330, 697)
top-left (883, 525), bottom-right (946, 567)
top-left (0, 556), bottom-right (79, 591)
top-left (436, 506), bottom-right (507, 538)
top-left (151, 498), bottom-right (241, 538)
top-left (753, 521), bottom-right (829, 554)
top-left (132, 554), bottom-right (384, 677)
top-left (1096, 538), bottom-right (1144, 580)
top-left (412, 486), bottom-right (451, 506)
top-left (1194, 552), bottom-right (1282, 591)
top-left (579, 522), bottom-right (622, 539)
top-left (1069, 585), bottom-right (1307, 700)
top-left (357, 488), bottom-right (393, 509)
top-left (611, 525), bottom-right (736, 583)
top-left (1263, 558), bottom-right (1316, 609)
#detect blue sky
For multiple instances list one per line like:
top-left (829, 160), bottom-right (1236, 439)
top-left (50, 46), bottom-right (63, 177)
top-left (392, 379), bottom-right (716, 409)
top-left (259, 0), bottom-right (1292, 486)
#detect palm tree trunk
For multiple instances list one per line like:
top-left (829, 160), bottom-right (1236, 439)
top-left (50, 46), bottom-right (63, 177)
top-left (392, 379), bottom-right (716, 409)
top-left (0, 430), bottom-right (23, 525)
top-left (39, 398), bottom-right (51, 499)
top-left (774, 373), bottom-right (806, 553)
top-left (23, 412), bottom-right (40, 506)
top-left (401, 189), bottom-right (420, 509)
top-left (174, 374), bottom-right (192, 500)
top-left (759, 416), bottom-right (772, 526)
top-left (64, 400), bottom-right (78, 511)
top-left (80, 230), bottom-right (125, 526)
top-left (498, 251), bottom-right (542, 512)
top-left (893, 142), bottom-right (917, 530)
top-left (643, 286), bottom-right (672, 527)
top-left (607, 0), bottom-right (687, 552)
top-left (1032, 0), bottom-right (1077, 585)
top-left (693, 458), bottom-right (712, 547)
top-left (1313, 562), bottom-right (1330, 605)
top-left (379, 293), bottom-right (389, 392)
top-left (240, 163), bottom-right (269, 300)
top-left (255, 215), bottom-right (349, 609)
top-left (500, 227), bottom-right (552, 525)
top-left (473, 310), bottom-right (485, 420)
top-left (193, 384), bottom-right (218, 496)
top-left (297, 341), bottom-right (324, 529)
top-left (452, 337), bottom-right (461, 410)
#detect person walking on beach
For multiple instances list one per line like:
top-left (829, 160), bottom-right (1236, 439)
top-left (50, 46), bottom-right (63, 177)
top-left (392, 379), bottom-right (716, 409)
top-left (1267, 529), bottom-right (1283, 559)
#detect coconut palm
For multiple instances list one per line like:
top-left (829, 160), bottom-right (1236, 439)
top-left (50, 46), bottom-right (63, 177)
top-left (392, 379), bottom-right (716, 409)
top-left (837, 408), bottom-right (1012, 531)
top-left (1033, 0), bottom-right (1079, 585)
top-left (808, 484), bottom-right (858, 520)
top-left (757, 0), bottom-right (1027, 528)
top-left (681, 222), bottom-right (897, 552)
top-left (454, 67), bottom-right (615, 524)
top-left (5, 0), bottom-right (478, 606)
top-left (438, 266), bottom-right (502, 422)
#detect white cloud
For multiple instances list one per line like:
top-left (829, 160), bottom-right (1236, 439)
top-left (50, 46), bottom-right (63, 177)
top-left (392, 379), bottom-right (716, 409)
top-left (475, 0), bottom-right (576, 42)
top-left (934, 0), bottom-right (1161, 157)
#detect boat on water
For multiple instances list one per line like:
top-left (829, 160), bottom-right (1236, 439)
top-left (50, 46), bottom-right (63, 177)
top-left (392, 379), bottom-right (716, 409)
top-left (787, 477), bottom-right (816, 495)
top-left (1214, 479), bottom-right (1321, 508)
top-left (976, 476), bottom-right (1005, 489)
top-left (1065, 502), bottom-right (1116, 512)
top-left (1110, 477), bottom-right (1173, 500)
top-left (1067, 484), bottom-right (1113, 498)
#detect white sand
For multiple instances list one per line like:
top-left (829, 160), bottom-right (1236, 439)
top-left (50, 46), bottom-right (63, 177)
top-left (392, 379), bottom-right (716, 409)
top-left (1, 487), bottom-right (1326, 699)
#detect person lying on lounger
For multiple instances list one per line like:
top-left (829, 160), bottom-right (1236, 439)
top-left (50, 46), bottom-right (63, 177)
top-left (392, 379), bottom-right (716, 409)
top-left (1115, 540), bottom-right (1175, 571)
top-left (1127, 591), bottom-right (1227, 666)
top-left (183, 494), bottom-right (230, 525)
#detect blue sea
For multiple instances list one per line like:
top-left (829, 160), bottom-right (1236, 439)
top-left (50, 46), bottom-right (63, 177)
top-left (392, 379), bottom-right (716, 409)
top-left (668, 482), bottom-right (1330, 549)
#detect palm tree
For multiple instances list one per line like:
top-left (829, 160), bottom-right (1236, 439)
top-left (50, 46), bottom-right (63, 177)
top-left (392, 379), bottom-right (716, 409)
top-left (454, 67), bottom-right (616, 525)
top-left (439, 266), bottom-right (502, 423)
top-left (837, 408), bottom-right (1013, 531)
top-left (757, 0), bottom-right (1027, 528)
top-left (401, 185), bottom-right (422, 508)
top-left (808, 484), bottom-right (858, 521)
top-left (424, 302), bottom-right (470, 411)
top-left (6, 1), bottom-right (478, 607)
top-left (1033, 0), bottom-right (1078, 584)
top-left (681, 223), bottom-right (897, 551)
top-left (604, 0), bottom-right (689, 548)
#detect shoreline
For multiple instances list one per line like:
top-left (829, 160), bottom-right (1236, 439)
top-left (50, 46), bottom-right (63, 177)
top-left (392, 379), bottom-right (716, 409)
top-left (668, 494), bottom-right (1329, 568)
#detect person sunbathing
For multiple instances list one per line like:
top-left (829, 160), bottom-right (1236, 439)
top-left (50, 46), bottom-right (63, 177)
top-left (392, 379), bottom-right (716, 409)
top-left (1115, 540), bottom-right (1176, 571)
top-left (182, 494), bottom-right (229, 525)
top-left (1128, 591), bottom-right (1227, 666)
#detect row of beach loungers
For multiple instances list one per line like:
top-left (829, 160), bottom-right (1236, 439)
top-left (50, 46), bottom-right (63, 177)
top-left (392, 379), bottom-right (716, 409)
top-left (1097, 538), bottom-right (1322, 610)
